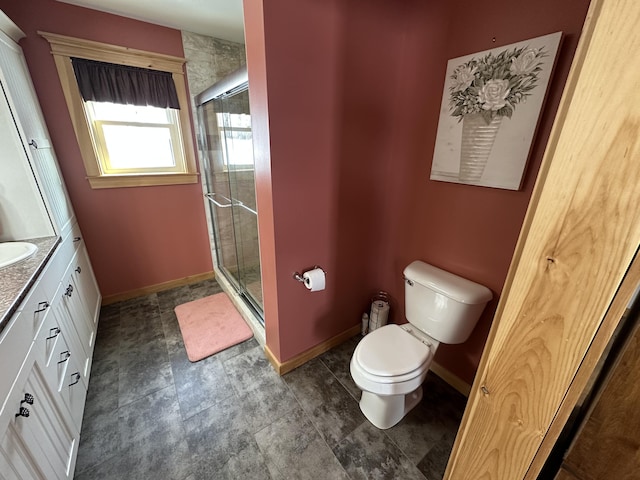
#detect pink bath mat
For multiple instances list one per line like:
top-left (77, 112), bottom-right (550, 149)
top-left (174, 292), bottom-right (253, 362)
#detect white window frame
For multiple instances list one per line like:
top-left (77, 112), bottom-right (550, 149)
top-left (40, 31), bottom-right (198, 189)
top-left (86, 102), bottom-right (186, 175)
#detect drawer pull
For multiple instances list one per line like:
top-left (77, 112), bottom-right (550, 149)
top-left (21, 393), bottom-right (34, 406)
top-left (73, 236), bottom-right (81, 243)
top-left (46, 327), bottom-right (61, 340)
top-left (58, 351), bottom-right (71, 364)
top-left (28, 139), bottom-right (38, 149)
top-left (15, 407), bottom-right (30, 418)
top-left (65, 285), bottom-right (74, 297)
top-left (75, 266), bottom-right (82, 274)
top-left (35, 301), bottom-right (50, 313)
top-left (69, 372), bottom-right (81, 387)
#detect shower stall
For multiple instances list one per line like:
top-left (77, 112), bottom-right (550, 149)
top-left (195, 66), bottom-right (263, 323)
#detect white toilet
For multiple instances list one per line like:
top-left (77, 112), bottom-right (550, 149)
top-left (350, 260), bottom-right (492, 429)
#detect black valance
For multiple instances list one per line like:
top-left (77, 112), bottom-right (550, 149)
top-left (71, 58), bottom-right (180, 109)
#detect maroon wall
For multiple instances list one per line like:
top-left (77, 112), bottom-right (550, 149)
top-left (246, 0), bottom-right (590, 382)
top-left (0, 0), bottom-right (212, 298)
top-left (397, 0), bottom-right (592, 382)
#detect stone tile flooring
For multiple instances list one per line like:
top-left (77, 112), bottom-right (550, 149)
top-left (74, 279), bottom-right (466, 480)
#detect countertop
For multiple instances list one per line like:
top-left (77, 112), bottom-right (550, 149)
top-left (0, 236), bottom-right (60, 333)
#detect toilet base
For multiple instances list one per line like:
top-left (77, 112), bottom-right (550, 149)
top-left (359, 386), bottom-right (424, 429)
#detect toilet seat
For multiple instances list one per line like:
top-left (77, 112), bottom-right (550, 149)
top-left (350, 324), bottom-right (435, 396)
top-left (355, 324), bottom-right (432, 379)
top-left (352, 359), bottom-right (429, 385)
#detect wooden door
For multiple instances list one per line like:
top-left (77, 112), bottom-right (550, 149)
top-left (445, 0), bottom-right (640, 479)
top-left (556, 313), bottom-right (640, 480)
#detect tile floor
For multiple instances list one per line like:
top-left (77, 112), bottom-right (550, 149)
top-left (74, 279), bottom-right (467, 480)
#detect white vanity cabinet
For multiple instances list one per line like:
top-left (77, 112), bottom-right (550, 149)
top-left (0, 10), bottom-right (102, 480)
top-left (0, 222), bottom-right (98, 480)
top-left (0, 251), bottom-right (99, 480)
top-left (0, 256), bottom-right (81, 479)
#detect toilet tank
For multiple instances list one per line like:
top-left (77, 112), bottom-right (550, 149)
top-left (403, 261), bottom-right (492, 344)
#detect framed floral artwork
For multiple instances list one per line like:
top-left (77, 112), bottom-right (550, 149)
top-left (430, 32), bottom-right (562, 190)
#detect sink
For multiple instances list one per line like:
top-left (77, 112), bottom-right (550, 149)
top-left (0, 242), bottom-right (38, 269)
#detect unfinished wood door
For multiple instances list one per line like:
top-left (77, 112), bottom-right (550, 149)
top-left (557, 315), bottom-right (640, 480)
top-left (444, 0), bottom-right (640, 479)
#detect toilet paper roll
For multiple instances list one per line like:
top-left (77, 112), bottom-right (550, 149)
top-left (369, 300), bottom-right (390, 331)
top-left (303, 268), bottom-right (325, 292)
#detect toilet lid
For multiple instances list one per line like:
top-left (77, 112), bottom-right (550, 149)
top-left (356, 324), bottom-right (432, 377)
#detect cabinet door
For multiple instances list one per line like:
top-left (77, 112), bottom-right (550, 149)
top-left (28, 143), bottom-right (74, 238)
top-left (0, 29), bottom-right (75, 237)
top-left (0, 77), bottom-right (53, 241)
top-left (0, 346), bottom-right (77, 480)
top-left (0, 32), bottom-right (48, 143)
top-left (69, 246), bottom-right (101, 331)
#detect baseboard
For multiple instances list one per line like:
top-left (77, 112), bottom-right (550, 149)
top-left (265, 324), bottom-right (361, 375)
top-left (263, 325), bottom-right (472, 396)
top-left (101, 271), bottom-right (215, 305)
top-left (429, 361), bottom-right (472, 397)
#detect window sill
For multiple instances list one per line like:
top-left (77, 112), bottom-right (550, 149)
top-left (87, 173), bottom-right (199, 189)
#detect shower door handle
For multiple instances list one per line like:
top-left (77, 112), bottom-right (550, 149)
top-left (206, 193), bottom-right (257, 215)
top-left (205, 193), bottom-right (234, 208)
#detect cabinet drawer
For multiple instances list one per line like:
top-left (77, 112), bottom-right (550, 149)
top-left (68, 222), bottom-right (83, 252)
top-left (61, 251), bottom-right (95, 358)
top-left (51, 279), bottom-right (93, 387)
top-left (45, 222), bottom-right (83, 284)
top-left (34, 305), bottom-right (87, 431)
top-left (58, 353), bottom-right (87, 430)
top-left (15, 264), bottom-right (55, 339)
top-left (35, 248), bottom-right (63, 301)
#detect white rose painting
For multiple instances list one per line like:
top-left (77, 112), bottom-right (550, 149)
top-left (431, 32), bottom-right (562, 190)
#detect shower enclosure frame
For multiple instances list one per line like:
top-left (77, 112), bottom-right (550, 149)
top-left (195, 66), bottom-right (264, 328)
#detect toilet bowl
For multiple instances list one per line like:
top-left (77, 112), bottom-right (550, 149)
top-left (350, 323), bottom-right (436, 429)
top-left (350, 261), bottom-right (492, 430)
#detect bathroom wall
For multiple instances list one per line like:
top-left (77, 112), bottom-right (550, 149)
top-left (0, 0), bottom-right (212, 298)
top-left (245, 0), bottom-right (591, 383)
top-left (393, 0), bottom-right (592, 383)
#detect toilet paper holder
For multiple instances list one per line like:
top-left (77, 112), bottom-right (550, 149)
top-left (293, 266), bottom-right (325, 283)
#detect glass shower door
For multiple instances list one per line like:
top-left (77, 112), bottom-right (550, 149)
top-left (198, 85), bottom-right (263, 319)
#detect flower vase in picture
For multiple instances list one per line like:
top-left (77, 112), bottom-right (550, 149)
top-left (431, 32), bottom-right (562, 190)
top-left (459, 113), bottom-right (502, 182)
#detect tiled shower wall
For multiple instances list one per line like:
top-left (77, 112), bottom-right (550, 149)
top-left (181, 32), bottom-right (246, 104)
top-left (181, 31), bottom-right (259, 274)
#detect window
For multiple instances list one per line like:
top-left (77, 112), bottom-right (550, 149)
top-left (41, 32), bottom-right (198, 189)
top-left (86, 102), bottom-right (186, 175)
top-left (217, 111), bottom-right (254, 169)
